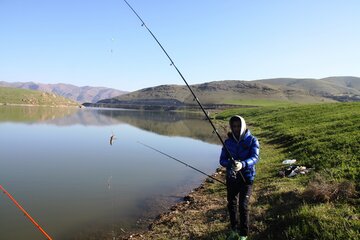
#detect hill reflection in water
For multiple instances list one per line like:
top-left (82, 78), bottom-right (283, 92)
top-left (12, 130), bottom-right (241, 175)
top-left (0, 106), bottom-right (222, 144)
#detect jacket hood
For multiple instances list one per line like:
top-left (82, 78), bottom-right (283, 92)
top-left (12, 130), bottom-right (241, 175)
top-left (229, 115), bottom-right (247, 142)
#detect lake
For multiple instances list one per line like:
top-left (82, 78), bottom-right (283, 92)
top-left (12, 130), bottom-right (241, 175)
top-left (0, 106), bottom-right (221, 239)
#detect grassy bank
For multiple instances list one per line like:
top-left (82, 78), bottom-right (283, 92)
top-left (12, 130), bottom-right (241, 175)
top-left (223, 99), bottom-right (296, 107)
top-left (126, 102), bottom-right (359, 240)
top-left (216, 102), bottom-right (360, 239)
top-left (216, 102), bottom-right (360, 183)
top-left (0, 87), bottom-right (79, 106)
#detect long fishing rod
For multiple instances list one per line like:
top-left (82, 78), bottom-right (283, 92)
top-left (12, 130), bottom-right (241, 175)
top-left (123, 0), bottom-right (245, 182)
top-left (138, 141), bottom-right (226, 186)
top-left (0, 184), bottom-right (53, 240)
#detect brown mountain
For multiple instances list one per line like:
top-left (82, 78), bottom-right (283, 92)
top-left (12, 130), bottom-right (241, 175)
top-left (96, 76), bottom-right (360, 109)
top-left (0, 81), bottom-right (127, 103)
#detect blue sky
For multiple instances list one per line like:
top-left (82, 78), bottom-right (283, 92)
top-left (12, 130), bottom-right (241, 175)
top-left (1, 0), bottom-right (359, 91)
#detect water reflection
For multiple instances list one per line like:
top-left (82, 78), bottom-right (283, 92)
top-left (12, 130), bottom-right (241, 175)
top-left (0, 106), bottom-right (220, 144)
top-left (0, 106), bottom-right (222, 239)
top-left (96, 109), bottom-right (220, 144)
top-left (0, 105), bottom-right (77, 123)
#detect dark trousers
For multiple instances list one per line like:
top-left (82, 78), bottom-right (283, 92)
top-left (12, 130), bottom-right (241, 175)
top-left (226, 177), bottom-right (253, 236)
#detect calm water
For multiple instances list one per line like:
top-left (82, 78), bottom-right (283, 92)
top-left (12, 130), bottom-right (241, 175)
top-left (0, 106), bottom-right (221, 239)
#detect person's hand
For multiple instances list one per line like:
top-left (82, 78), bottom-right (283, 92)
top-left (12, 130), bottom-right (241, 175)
top-left (233, 160), bottom-right (243, 171)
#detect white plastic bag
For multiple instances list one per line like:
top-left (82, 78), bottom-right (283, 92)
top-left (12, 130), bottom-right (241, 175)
top-left (282, 159), bottom-right (297, 165)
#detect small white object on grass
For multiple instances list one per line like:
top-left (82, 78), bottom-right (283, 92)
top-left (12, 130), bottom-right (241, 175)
top-left (282, 159), bottom-right (297, 165)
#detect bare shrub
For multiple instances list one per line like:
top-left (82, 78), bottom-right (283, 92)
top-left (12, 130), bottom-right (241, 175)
top-left (303, 174), bottom-right (357, 203)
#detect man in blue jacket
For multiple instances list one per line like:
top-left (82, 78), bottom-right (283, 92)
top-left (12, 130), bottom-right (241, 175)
top-left (219, 115), bottom-right (260, 240)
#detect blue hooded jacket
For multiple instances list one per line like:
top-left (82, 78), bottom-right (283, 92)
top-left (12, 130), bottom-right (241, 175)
top-left (219, 129), bottom-right (260, 183)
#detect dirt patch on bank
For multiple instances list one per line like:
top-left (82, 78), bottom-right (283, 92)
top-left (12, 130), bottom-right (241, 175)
top-left (120, 169), bottom-right (229, 240)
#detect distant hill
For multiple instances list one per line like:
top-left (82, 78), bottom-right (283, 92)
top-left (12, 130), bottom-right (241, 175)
top-left (0, 87), bottom-right (79, 106)
top-left (321, 76), bottom-right (360, 90)
top-left (0, 81), bottom-right (128, 103)
top-left (255, 77), bottom-right (360, 100)
top-left (96, 76), bottom-right (360, 109)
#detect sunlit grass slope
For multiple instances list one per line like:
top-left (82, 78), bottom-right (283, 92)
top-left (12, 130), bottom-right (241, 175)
top-left (0, 87), bottom-right (78, 106)
top-left (215, 102), bottom-right (360, 240)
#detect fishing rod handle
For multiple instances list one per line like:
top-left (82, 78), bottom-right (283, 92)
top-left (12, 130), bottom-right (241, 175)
top-left (0, 185), bottom-right (53, 240)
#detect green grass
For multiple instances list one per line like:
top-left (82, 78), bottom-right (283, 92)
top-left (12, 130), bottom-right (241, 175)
top-left (0, 87), bottom-right (78, 106)
top-left (214, 102), bottom-right (360, 240)
top-left (223, 99), bottom-right (296, 107)
top-left (125, 102), bottom-right (359, 240)
top-left (216, 102), bottom-right (360, 182)
top-left (285, 203), bottom-right (359, 240)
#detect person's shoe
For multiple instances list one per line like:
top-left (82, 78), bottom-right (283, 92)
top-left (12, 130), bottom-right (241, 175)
top-left (239, 236), bottom-right (248, 240)
top-left (227, 230), bottom-right (240, 240)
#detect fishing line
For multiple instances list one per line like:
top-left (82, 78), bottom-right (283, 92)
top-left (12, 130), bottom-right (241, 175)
top-left (107, 163), bottom-right (117, 239)
top-left (122, 0), bottom-right (245, 182)
top-left (106, 171), bottom-right (116, 239)
top-left (137, 141), bottom-right (226, 186)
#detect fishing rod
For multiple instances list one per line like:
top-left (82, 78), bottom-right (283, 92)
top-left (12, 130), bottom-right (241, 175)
top-left (123, 0), bottom-right (245, 182)
top-left (0, 184), bottom-right (53, 240)
top-left (138, 141), bottom-right (226, 186)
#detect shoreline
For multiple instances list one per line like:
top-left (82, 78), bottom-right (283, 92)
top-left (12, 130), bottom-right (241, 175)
top-left (0, 103), bottom-right (81, 108)
top-left (117, 121), bottom-right (230, 239)
top-left (120, 167), bottom-right (227, 240)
